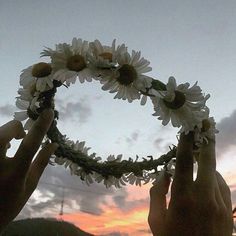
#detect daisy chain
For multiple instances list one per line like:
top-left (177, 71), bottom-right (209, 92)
top-left (14, 38), bottom-right (218, 187)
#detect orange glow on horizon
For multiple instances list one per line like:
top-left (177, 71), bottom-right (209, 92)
top-left (56, 172), bottom-right (236, 235)
top-left (60, 203), bottom-right (151, 235)
top-left (57, 184), bottom-right (152, 235)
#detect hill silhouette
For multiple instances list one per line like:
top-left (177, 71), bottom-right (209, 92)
top-left (1, 218), bottom-right (94, 236)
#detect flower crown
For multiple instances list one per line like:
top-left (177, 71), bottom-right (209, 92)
top-left (15, 38), bottom-right (218, 188)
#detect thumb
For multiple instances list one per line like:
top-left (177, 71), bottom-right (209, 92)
top-left (148, 170), bottom-right (171, 236)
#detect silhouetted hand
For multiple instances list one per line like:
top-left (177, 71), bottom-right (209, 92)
top-left (0, 109), bottom-right (58, 232)
top-left (148, 133), bottom-right (233, 236)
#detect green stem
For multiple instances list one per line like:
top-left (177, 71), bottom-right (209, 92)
top-left (47, 121), bottom-right (176, 178)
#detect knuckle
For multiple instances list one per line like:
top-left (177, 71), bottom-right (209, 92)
top-left (171, 192), bottom-right (194, 209)
top-left (200, 199), bottom-right (218, 214)
top-left (171, 180), bottom-right (191, 196)
top-left (213, 205), bottom-right (229, 221)
top-left (16, 146), bottom-right (35, 166)
top-left (34, 122), bottom-right (47, 136)
top-left (177, 196), bottom-right (194, 208)
top-left (223, 184), bottom-right (231, 197)
top-left (12, 120), bottom-right (23, 129)
top-left (218, 207), bottom-right (227, 218)
top-left (20, 142), bottom-right (35, 157)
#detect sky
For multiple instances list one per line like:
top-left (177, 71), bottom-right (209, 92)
top-left (1, 0), bottom-right (236, 235)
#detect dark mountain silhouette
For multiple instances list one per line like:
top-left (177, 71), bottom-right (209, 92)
top-left (1, 218), bottom-right (94, 236)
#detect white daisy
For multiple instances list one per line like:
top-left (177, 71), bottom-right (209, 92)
top-left (42, 38), bottom-right (93, 85)
top-left (54, 156), bottom-right (67, 165)
top-left (194, 116), bottom-right (219, 145)
top-left (77, 170), bottom-right (94, 185)
top-left (151, 76), bottom-right (210, 133)
top-left (125, 172), bottom-right (144, 186)
top-left (101, 50), bottom-right (152, 103)
top-left (14, 98), bottom-right (39, 130)
top-left (20, 63), bottom-right (54, 92)
top-left (165, 158), bottom-right (176, 176)
top-left (17, 88), bottom-right (34, 102)
top-left (64, 138), bottom-right (91, 156)
top-left (88, 39), bottom-right (127, 71)
top-left (107, 154), bottom-right (122, 162)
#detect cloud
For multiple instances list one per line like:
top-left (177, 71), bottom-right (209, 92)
top-left (18, 164), bottom-right (118, 219)
top-left (18, 164), bottom-right (149, 234)
top-left (216, 109), bottom-right (236, 158)
top-left (56, 97), bottom-right (92, 124)
top-left (112, 189), bottom-right (148, 213)
top-left (153, 137), bottom-right (164, 149)
top-left (153, 137), bottom-right (173, 153)
top-left (0, 104), bottom-right (15, 117)
top-left (125, 131), bottom-right (140, 146)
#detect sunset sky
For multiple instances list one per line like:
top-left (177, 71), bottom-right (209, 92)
top-left (1, 0), bottom-right (236, 235)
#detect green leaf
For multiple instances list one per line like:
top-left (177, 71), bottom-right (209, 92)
top-left (152, 79), bottom-right (166, 91)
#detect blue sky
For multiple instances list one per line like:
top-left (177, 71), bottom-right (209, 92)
top-left (1, 1), bottom-right (236, 234)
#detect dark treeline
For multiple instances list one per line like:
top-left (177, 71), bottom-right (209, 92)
top-left (1, 218), bottom-right (93, 236)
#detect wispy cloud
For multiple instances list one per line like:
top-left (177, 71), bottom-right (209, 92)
top-left (112, 189), bottom-right (148, 213)
top-left (18, 164), bottom-right (116, 219)
top-left (0, 104), bottom-right (15, 117)
top-left (216, 109), bottom-right (236, 158)
top-left (125, 131), bottom-right (140, 147)
top-left (153, 137), bottom-right (173, 153)
top-left (56, 97), bottom-right (92, 124)
top-left (18, 164), bottom-right (151, 235)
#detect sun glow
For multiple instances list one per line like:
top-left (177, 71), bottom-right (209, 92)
top-left (60, 204), bottom-right (151, 236)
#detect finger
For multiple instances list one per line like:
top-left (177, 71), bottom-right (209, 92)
top-left (215, 172), bottom-right (234, 236)
top-left (25, 143), bottom-right (58, 198)
top-left (172, 132), bottom-right (194, 194)
top-left (14, 109), bottom-right (54, 170)
top-left (216, 172), bottom-right (232, 212)
top-left (0, 120), bottom-right (26, 157)
top-left (214, 174), bottom-right (226, 209)
top-left (0, 142), bottom-right (11, 158)
top-left (148, 171), bottom-right (171, 236)
top-left (196, 138), bottom-right (216, 190)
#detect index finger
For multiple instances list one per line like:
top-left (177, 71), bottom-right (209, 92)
top-left (196, 138), bottom-right (216, 188)
top-left (0, 120), bottom-right (26, 158)
top-left (0, 120), bottom-right (26, 145)
top-left (14, 109), bottom-right (54, 168)
top-left (172, 132), bottom-right (194, 195)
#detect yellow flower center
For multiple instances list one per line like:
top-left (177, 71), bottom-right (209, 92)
top-left (99, 52), bottom-right (113, 62)
top-left (164, 91), bottom-right (186, 109)
top-left (201, 119), bottom-right (211, 132)
top-left (117, 64), bottom-right (137, 86)
top-left (32, 62), bottom-right (52, 78)
top-left (66, 55), bottom-right (86, 72)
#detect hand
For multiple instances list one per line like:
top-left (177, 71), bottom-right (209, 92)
top-left (148, 133), bottom-right (233, 236)
top-left (0, 109), bottom-right (58, 231)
